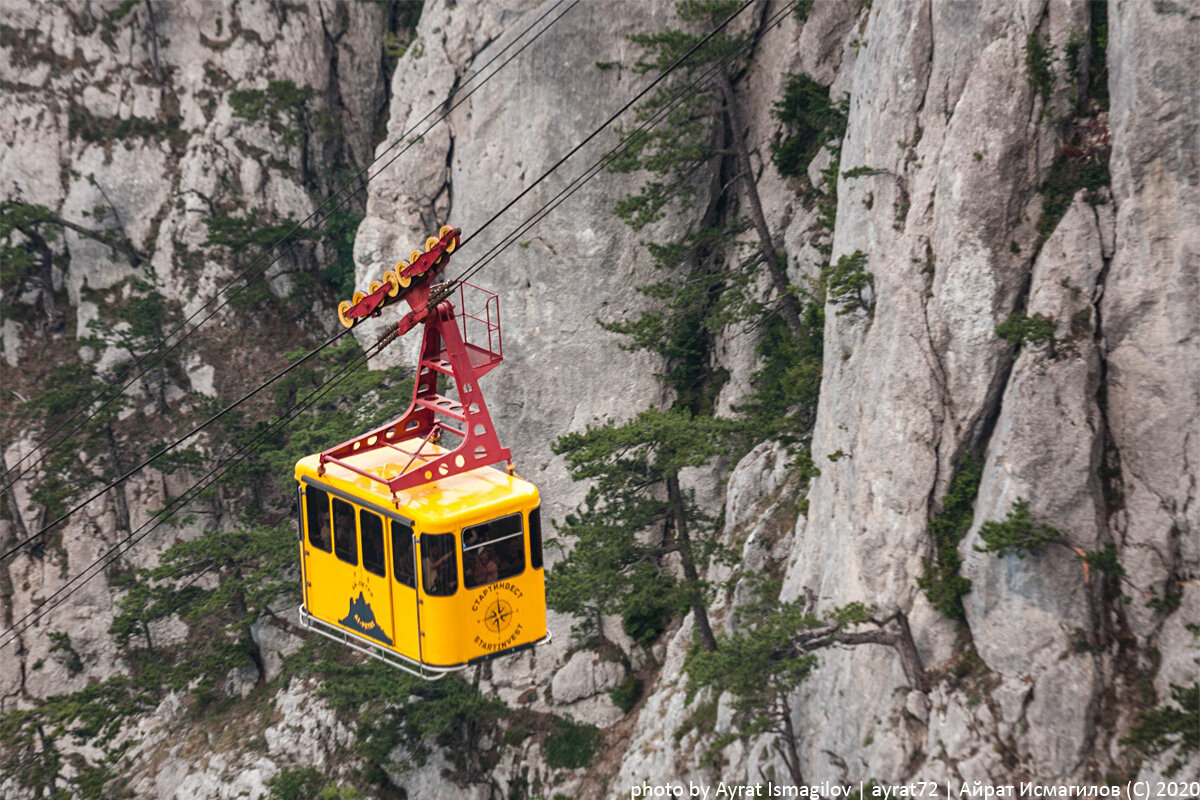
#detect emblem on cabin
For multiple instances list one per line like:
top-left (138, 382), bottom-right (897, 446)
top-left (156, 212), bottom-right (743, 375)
top-left (472, 582), bottom-right (524, 653)
top-left (483, 598), bottom-right (514, 634)
top-left (340, 591), bottom-right (393, 646)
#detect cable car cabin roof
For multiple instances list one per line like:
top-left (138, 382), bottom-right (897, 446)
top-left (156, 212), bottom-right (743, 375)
top-left (294, 438), bottom-right (538, 529)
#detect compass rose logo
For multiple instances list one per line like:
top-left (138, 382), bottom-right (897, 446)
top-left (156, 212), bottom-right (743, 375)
top-left (483, 598), bottom-right (514, 634)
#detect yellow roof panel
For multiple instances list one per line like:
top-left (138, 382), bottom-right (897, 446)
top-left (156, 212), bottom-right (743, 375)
top-left (294, 437), bottom-right (537, 529)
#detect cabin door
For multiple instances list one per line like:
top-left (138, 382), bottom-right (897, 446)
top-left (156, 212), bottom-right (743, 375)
top-left (388, 520), bottom-right (420, 660)
top-left (355, 509), bottom-right (395, 647)
top-left (301, 485), bottom-right (347, 626)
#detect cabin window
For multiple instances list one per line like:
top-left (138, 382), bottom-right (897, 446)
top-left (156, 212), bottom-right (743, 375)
top-left (529, 506), bottom-right (543, 570)
top-left (332, 498), bottom-right (357, 565)
top-left (305, 486), bottom-right (331, 553)
top-left (421, 533), bottom-right (458, 597)
top-left (392, 521), bottom-right (415, 588)
top-left (361, 511), bottom-right (386, 578)
top-left (462, 513), bottom-right (525, 589)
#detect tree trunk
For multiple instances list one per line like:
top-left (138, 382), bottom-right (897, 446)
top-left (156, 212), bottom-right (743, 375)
top-left (104, 424), bottom-right (131, 532)
top-left (824, 613), bottom-right (928, 693)
top-left (142, 0), bottom-right (164, 86)
top-left (0, 435), bottom-right (25, 626)
top-left (665, 470), bottom-right (718, 652)
top-left (776, 690), bottom-right (805, 785)
top-left (718, 70), bottom-right (804, 337)
top-left (888, 611), bottom-right (928, 693)
top-left (0, 435), bottom-right (30, 544)
top-left (18, 226), bottom-right (65, 331)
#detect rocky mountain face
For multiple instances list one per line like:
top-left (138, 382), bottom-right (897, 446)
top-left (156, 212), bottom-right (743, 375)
top-left (1, 1), bottom-right (1196, 798)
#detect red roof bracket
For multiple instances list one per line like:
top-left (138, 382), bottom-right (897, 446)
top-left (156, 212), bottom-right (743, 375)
top-left (319, 281), bottom-right (510, 497)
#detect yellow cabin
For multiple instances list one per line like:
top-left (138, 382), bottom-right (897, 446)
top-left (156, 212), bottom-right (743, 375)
top-left (296, 227), bottom-right (548, 677)
top-left (294, 440), bottom-right (548, 678)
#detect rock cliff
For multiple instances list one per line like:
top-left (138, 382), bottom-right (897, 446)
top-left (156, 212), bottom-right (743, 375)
top-left (1, 0), bottom-right (1195, 798)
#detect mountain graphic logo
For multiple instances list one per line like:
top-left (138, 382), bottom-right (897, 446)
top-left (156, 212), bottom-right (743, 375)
top-left (339, 591), bottom-right (393, 646)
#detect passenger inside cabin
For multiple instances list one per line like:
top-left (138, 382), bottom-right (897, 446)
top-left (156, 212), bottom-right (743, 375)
top-left (310, 502), bottom-right (331, 551)
top-left (472, 545), bottom-right (499, 586)
top-left (421, 533), bottom-right (458, 596)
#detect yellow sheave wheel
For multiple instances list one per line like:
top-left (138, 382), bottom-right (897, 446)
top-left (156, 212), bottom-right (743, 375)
top-left (337, 300), bottom-right (354, 328)
top-left (352, 291), bottom-right (366, 305)
top-left (425, 236), bottom-right (440, 251)
top-left (382, 270), bottom-right (402, 296)
top-left (438, 224), bottom-right (458, 253)
top-left (410, 249), bottom-right (422, 266)
top-left (368, 280), bottom-right (383, 294)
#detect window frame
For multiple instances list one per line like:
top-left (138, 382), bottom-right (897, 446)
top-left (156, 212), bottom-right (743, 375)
top-left (420, 532), bottom-right (459, 597)
top-left (360, 509), bottom-right (387, 578)
top-left (331, 497), bottom-right (358, 566)
top-left (528, 505), bottom-right (543, 570)
top-left (461, 512), bottom-right (526, 589)
top-left (392, 520), bottom-right (416, 589)
top-left (305, 485), bottom-right (332, 553)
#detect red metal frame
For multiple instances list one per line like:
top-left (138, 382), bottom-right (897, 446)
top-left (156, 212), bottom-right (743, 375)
top-left (342, 226), bottom-right (461, 328)
top-left (319, 229), bottom-right (512, 500)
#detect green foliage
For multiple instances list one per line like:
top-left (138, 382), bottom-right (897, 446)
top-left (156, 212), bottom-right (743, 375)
top-left (608, 674), bottom-right (644, 714)
top-left (24, 359), bottom-right (129, 521)
top-left (1082, 542), bottom-right (1125, 578)
top-left (771, 73), bottom-right (845, 179)
top-left (996, 311), bottom-right (1058, 351)
top-left (229, 80), bottom-right (321, 146)
top-left (1036, 154), bottom-right (1110, 245)
top-left (0, 677), bottom-right (153, 799)
top-left (257, 338), bottom-right (412, 481)
top-left (548, 407), bottom-right (739, 641)
top-left (264, 767), bottom-right (364, 800)
top-left (1123, 683), bottom-right (1199, 777)
top-left (607, 3), bottom-right (805, 417)
top-left (823, 250), bottom-right (873, 315)
top-left (608, 2), bottom-right (751, 227)
top-left (110, 521), bottom-right (298, 703)
top-left (1087, 2), bottom-right (1109, 111)
top-left (621, 583), bottom-right (676, 645)
top-left (266, 767), bottom-right (326, 800)
top-left (602, 226), bottom-right (746, 412)
top-left (976, 499), bottom-right (1067, 558)
top-left (48, 631), bottom-right (83, 675)
top-left (98, 0), bottom-right (139, 47)
top-left (202, 207), bottom-right (362, 303)
top-left (686, 581), bottom-right (814, 711)
top-left (298, 644), bottom-right (505, 785)
top-left (318, 209), bottom-right (363, 299)
top-left (917, 457), bottom-right (982, 620)
top-left (1025, 32), bottom-right (1056, 106)
top-left (684, 579), bottom-right (875, 763)
top-left (1146, 581), bottom-right (1182, 614)
top-left (202, 210), bottom-right (315, 251)
top-left (735, 299), bottom-right (824, 445)
top-left (543, 717), bottom-right (603, 770)
top-left (229, 80), bottom-right (316, 120)
top-left (69, 105), bottom-right (151, 141)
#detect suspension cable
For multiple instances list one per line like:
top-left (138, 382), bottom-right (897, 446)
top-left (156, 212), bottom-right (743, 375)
top-left (457, 0), bottom-right (756, 252)
top-left (0, 326), bottom-right (399, 651)
top-left (2, 0), bottom-right (580, 496)
top-left (3, 0), bottom-right (794, 648)
top-left (454, 0), bottom-right (792, 289)
top-left (0, 326), bottom-right (357, 563)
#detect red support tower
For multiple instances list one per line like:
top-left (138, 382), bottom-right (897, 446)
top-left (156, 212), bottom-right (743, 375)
top-left (318, 228), bottom-right (512, 499)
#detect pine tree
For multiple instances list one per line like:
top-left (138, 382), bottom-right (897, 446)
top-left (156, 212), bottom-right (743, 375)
top-left (610, 0), bottom-right (803, 336)
top-left (550, 407), bottom-right (740, 652)
top-left (686, 581), bottom-right (926, 784)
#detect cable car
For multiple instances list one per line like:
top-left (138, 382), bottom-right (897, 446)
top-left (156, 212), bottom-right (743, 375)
top-left (294, 226), bottom-right (548, 679)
